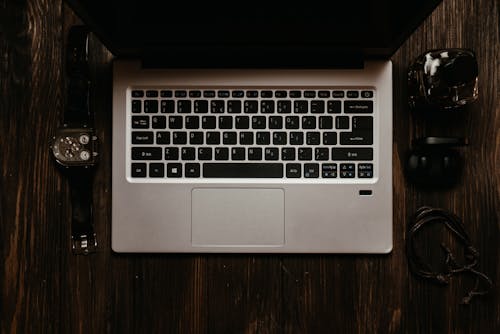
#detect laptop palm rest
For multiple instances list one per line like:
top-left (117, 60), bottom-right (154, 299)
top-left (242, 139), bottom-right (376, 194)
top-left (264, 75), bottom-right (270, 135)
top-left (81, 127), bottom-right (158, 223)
top-left (191, 188), bottom-right (285, 247)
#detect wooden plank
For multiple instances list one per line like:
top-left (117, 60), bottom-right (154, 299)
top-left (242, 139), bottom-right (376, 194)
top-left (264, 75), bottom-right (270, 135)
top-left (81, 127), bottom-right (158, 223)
top-left (0, 0), bottom-right (498, 333)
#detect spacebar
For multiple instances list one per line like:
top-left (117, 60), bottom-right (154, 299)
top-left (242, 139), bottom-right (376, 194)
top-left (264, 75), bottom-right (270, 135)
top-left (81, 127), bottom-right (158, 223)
top-left (203, 163), bottom-right (283, 178)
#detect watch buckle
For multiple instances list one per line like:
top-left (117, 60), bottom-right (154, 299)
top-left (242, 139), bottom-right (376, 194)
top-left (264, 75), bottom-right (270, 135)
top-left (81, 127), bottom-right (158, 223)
top-left (71, 233), bottom-right (97, 255)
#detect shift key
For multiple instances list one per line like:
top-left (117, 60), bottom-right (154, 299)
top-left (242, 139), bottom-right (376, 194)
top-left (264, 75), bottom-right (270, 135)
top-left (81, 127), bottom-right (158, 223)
top-left (331, 148), bottom-right (373, 160)
top-left (131, 147), bottom-right (162, 160)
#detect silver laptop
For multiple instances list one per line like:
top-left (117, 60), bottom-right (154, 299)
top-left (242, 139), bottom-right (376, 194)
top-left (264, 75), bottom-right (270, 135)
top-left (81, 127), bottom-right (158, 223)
top-left (66, 0), bottom-right (442, 253)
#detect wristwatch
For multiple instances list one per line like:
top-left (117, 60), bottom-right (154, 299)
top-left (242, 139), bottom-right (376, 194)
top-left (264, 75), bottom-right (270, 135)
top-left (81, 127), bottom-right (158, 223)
top-left (50, 26), bottom-right (99, 254)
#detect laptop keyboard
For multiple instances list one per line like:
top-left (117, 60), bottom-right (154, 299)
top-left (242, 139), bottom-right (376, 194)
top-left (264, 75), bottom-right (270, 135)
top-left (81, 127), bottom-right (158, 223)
top-left (129, 88), bottom-right (375, 180)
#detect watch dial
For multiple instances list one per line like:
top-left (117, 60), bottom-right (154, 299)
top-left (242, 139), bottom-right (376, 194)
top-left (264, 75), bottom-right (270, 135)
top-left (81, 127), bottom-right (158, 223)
top-left (52, 129), bottom-right (98, 166)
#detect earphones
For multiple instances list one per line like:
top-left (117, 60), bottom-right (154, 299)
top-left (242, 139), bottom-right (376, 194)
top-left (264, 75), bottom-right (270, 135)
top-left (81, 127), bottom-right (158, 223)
top-left (405, 137), bottom-right (467, 187)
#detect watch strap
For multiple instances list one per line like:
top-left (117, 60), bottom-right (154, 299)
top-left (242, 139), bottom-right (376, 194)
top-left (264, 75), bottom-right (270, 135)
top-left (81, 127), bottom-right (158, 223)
top-left (68, 169), bottom-right (97, 254)
top-left (64, 26), bottom-right (92, 127)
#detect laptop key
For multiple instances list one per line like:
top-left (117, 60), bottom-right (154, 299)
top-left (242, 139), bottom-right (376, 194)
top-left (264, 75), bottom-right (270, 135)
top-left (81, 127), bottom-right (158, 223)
top-left (172, 131), bottom-right (187, 144)
top-left (244, 101), bottom-right (258, 113)
top-left (315, 148), bottom-right (329, 161)
top-left (256, 132), bottom-right (270, 145)
top-left (344, 100), bottom-right (373, 114)
top-left (149, 163), bottom-right (164, 177)
top-left (248, 147), bottom-right (263, 160)
top-left (146, 90), bottom-right (158, 98)
top-left (164, 147), bottom-right (179, 160)
top-left (346, 91), bottom-right (359, 98)
top-left (265, 148), bottom-right (279, 160)
top-left (215, 147), bottom-right (229, 160)
top-left (261, 100), bottom-right (275, 113)
top-left (331, 148), bottom-right (373, 160)
top-left (144, 100), bottom-right (158, 113)
top-left (167, 163), bottom-right (182, 177)
top-left (219, 116), bottom-right (233, 129)
top-left (132, 90), bottom-right (144, 98)
top-left (277, 100), bottom-right (292, 113)
top-left (298, 147), bottom-right (312, 160)
top-left (319, 116), bottom-right (333, 129)
top-left (211, 100), bottom-right (224, 113)
top-left (290, 132), bottom-right (304, 145)
top-left (304, 163), bottom-right (319, 178)
top-left (352, 116), bottom-right (373, 130)
top-left (182, 147), bottom-right (196, 160)
top-left (322, 132), bottom-right (337, 145)
top-left (132, 147), bottom-right (162, 160)
top-left (132, 131), bottom-right (154, 144)
top-left (175, 90), bottom-right (187, 98)
top-left (302, 116), bottom-right (316, 129)
top-left (198, 147), bottom-right (212, 160)
top-left (156, 131), bottom-right (170, 144)
top-left (160, 90), bottom-right (173, 98)
top-left (306, 132), bottom-right (320, 145)
top-left (152, 116), bottom-right (166, 129)
top-left (185, 163), bottom-right (201, 177)
top-left (203, 163), bottom-right (283, 178)
top-left (281, 147), bottom-right (295, 160)
top-left (132, 100), bottom-right (141, 113)
top-left (202, 116), bottom-right (216, 129)
top-left (286, 163), bottom-right (301, 178)
top-left (206, 132), bottom-right (220, 145)
top-left (131, 163), bottom-right (147, 177)
top-left (340, 131), bottom-right (373, 145)
top-left (336, 116), bottom-right (350, 129)
top-left (227, 100), bottom-right (242, 113)
top-left (322, 163), bottom-right (338, 178)
top-left (285, 116), bottom-right (299, 129)
top-left (231, 147), bottom-right (245, 160)
top-left (161, 100), bottom-right (175, 113)
top-left (235, 116), bottom-right (250, 129)
top-left (327, 100), bottom-right (341, 113)
top-left (194, 100), bottom-right (208, 113)
top-left (252, 116), bottom-right (266, 129)
top-left (185, 116), bottom-right (200, 129)
top-left (310, 100), bottom-right (325, 113)
top-left (239, 132), bottom-right (254, 145)
top-left (223, 132), bottom-right (237, 144)
top-left (358, 163), bottom-right (373, 178)
top-left (294, 100), bottom-right (308, 113)
top-left (269, 116), bottom-right (283, 129)
top-left (177, 100), bottom-right (191, 113)
top-left (190, 131), bottom-right (203, 145)
top-left (169, 116), bottom-right (183, 129)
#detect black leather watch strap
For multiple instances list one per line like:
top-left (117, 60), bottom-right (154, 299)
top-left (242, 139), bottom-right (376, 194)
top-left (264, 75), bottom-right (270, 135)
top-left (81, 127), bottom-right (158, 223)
top-left (68, 169), bottom-right (97, 254)
top-left (61, 25), bottom-right (98, 254)
top-left (64, 26), bottom-right (92, 127)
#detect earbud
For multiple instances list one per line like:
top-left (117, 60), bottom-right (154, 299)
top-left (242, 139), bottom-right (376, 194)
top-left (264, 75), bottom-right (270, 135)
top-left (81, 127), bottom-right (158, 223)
top-left (405, 137), bottom-right (467, 188)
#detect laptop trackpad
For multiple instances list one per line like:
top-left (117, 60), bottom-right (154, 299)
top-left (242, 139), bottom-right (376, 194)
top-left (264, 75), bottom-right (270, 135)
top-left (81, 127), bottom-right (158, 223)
top-left (191, 188), bottom-right (285, 247)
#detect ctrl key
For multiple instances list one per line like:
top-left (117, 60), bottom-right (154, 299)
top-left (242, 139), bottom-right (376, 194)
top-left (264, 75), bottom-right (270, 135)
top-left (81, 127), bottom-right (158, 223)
top-left (131, 163), bottom-right (147, 177)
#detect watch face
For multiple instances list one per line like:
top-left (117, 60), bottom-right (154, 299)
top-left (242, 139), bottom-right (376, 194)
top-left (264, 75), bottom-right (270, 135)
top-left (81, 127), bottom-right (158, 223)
top-left (51, 128), bottom-right (98, 167)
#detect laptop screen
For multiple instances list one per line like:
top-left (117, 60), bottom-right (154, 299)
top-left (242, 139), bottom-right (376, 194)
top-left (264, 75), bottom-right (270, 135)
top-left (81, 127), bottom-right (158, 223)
top-left (68, 0), bottom-right (442, 58)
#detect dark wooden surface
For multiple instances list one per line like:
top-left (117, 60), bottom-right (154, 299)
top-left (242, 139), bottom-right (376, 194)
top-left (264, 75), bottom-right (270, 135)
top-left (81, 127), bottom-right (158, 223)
top-left (1, 0), bottom-right (499, 333)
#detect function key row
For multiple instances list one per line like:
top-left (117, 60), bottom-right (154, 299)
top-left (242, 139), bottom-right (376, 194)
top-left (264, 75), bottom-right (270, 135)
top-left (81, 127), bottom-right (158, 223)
top-left (131, 162), bottom-right (373, 179)
top-left (131, 89), bottom-right (374, 99)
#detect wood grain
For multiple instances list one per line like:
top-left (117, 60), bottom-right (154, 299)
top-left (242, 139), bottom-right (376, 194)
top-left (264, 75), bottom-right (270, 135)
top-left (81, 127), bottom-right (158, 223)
top-left (1, 0), bottom-right (498, 333)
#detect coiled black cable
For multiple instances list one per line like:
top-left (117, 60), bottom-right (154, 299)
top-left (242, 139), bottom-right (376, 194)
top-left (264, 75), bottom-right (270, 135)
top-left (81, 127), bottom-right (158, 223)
top-left (406, 206), bottom-right (493, 304)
